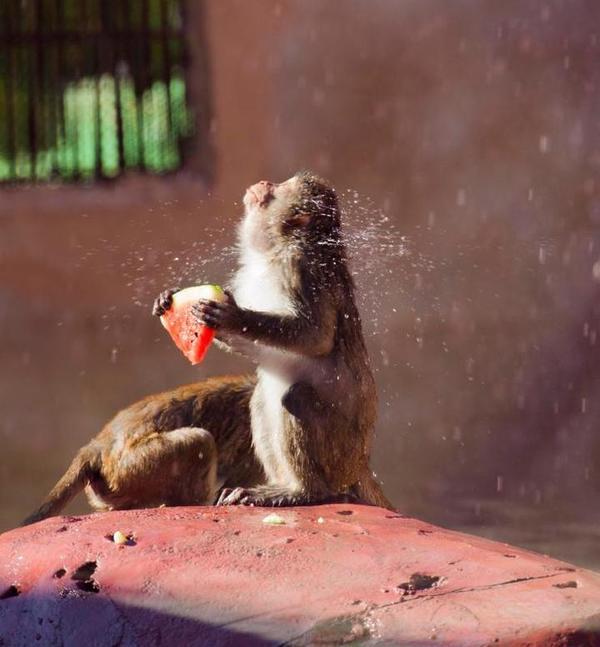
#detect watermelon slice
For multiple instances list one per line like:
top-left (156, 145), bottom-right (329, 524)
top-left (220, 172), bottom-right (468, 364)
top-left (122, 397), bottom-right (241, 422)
top-left (160, 285), bottom-right (226, 365)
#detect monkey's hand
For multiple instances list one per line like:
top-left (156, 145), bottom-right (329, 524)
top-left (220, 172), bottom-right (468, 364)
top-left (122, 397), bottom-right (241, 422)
top-left (152, 288), bottom-right (179, 317)
top-left (192, 291), bottom-right (244, 333)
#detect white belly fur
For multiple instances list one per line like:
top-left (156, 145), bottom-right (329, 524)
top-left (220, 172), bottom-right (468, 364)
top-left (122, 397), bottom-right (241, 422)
top-left (232, 252), bottom-right (297, 486)
top-left (251, 369), bottom-right (298, 487)
top-left (231, 250), bottom-right (349, 487)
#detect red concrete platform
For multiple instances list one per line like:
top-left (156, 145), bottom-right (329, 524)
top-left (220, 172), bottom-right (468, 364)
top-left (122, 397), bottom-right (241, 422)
top-left (1, 504), bottom-right (599, 645)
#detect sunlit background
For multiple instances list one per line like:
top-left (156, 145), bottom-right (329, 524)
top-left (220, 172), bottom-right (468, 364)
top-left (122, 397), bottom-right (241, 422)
top-left (1, 0), bottom-right (599, 570)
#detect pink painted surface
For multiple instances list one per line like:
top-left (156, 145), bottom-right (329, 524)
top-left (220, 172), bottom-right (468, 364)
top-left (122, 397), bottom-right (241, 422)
top-left (1, 505), bottom-right (599, 646)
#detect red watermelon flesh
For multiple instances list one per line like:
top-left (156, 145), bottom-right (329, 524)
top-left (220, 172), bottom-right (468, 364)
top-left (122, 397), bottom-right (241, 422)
top-left (160, 285), bottom-right (226, 365)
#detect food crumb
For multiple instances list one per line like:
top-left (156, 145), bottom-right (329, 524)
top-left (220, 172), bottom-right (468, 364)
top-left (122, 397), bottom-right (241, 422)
top-left (262, 513), bottom-right (286, 525)
top-left (113, 530), bottom-right (129, 545)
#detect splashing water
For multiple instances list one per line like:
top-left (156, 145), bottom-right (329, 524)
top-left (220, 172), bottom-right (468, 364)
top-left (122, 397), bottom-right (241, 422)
top-left (70, 192), bottom-right (458, 338)
top-left (118, 231), bottom-right (240, 308)
top-left (74, 190), bottom-right (554, 338)
top-left (339, 189), bottom-right (425, 330)
top-left (74, 201), bottom-right (240, 310)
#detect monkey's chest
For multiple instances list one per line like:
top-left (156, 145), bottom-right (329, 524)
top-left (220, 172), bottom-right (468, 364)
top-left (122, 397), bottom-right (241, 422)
top-left (232, 260), bottom-right (293, 315)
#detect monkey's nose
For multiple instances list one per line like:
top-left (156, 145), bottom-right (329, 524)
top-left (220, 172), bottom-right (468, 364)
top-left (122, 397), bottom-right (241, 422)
top-left (252, 181), bottom-right (275, 207)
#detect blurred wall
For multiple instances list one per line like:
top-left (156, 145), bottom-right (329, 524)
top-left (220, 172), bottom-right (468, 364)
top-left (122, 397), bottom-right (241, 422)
top-left (1, 0), bottom-right (599, 564)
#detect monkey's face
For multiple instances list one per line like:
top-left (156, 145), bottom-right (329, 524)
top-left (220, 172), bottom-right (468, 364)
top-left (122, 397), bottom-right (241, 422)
top-left (240, 172), bottom-right (340, 253)
top-left (243, 176), bottom-right (300, 215)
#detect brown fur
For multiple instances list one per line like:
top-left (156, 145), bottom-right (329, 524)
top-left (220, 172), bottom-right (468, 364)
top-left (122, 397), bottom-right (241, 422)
top-left (23, 375), bottom-right (262, 525)
top-left (23, 172), bottom-right (392, 525)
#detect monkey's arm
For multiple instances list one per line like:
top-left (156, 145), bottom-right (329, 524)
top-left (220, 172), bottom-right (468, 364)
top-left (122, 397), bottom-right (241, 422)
top-left (193, 295), bottom-right (336, 358)
top-left (239, 307), bottom-right (336, 356)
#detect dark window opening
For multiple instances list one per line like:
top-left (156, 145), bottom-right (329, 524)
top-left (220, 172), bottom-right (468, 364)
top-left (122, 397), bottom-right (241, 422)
top-left (0, 0), bottom-right (196, 183)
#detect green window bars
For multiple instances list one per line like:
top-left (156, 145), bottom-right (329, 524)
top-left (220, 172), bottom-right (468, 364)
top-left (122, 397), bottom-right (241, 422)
top-left (0, 0), bottom-right (195, 182)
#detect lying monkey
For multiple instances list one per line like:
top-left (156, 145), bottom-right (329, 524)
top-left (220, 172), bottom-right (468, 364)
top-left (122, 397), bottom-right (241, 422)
top-left (23, 172), bottom-right (391, 525)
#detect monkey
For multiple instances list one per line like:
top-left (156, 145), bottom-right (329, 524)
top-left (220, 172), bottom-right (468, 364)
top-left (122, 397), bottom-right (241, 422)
top-left (188, 170), bottom-right (391, 509)
top-left (23, 171), bottom-right (391, 525)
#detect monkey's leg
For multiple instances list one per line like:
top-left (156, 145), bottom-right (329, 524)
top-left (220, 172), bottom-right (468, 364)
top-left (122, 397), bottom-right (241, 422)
top-left (89, 427), bottom-right (218, 511)
top-left (283, 384), bottom-right (394, 510)
top-left (218, 382), bottom-right (355, 508)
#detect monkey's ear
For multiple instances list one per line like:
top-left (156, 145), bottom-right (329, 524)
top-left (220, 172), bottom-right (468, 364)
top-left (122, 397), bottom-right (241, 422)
top-left (286, 211), bottom-right (311, 228)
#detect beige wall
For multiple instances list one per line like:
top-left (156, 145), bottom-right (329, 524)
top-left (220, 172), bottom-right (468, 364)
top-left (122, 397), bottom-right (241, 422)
top-left (1, 1), bottom-right (599, 565)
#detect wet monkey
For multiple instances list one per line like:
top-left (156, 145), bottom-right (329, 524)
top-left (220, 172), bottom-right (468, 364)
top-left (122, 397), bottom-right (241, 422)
top-left (195, 171), bottom-right (390, 508)
top-left (23, 171), bottom-right (391, 525)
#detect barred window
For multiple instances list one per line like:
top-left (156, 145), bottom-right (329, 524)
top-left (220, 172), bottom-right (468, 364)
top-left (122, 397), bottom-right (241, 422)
top-left (0, 0), bottom-right (196, 183)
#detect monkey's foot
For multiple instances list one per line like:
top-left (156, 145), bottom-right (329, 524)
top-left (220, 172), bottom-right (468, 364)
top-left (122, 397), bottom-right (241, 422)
top-left (216, 486), bottom-right (357, 507)
top-left (217, 486), bottom-right (311, 507)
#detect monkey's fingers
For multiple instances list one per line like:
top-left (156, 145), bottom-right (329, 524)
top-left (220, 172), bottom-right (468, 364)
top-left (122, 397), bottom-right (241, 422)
top-left (152, 298), bottom-right (165, 316)
top-left (192, 303), bottom-right (222, 328)
top-left (224, 487), bottom-right (277, 506)
top-left (197, 299), bottom-right (228, 312)
top-left (240, 494), bottom-right (262, 506)
top-left (200, 303), bottom-right (226, 316)
top-left (152, 289), bottom-right (178, 316)
top-left (216, 488), bottom-right (232, 505)
top-left (216, 487), bottom-right (246, 506)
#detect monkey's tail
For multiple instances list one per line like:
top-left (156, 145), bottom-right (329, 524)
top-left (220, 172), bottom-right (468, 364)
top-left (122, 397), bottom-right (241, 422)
top-left (21, 446), bottom-right (98, 526)
top-left (352, 468), bottom-right (395, 511)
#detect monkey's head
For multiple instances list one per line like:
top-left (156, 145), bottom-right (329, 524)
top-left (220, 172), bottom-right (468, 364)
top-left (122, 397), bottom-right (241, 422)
top-left (240, 171), bottom-right (341, 255)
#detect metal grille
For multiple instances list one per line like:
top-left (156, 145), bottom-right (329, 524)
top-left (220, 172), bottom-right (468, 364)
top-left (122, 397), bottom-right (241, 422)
top-left (0, 0), bottom-right (195, 182)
